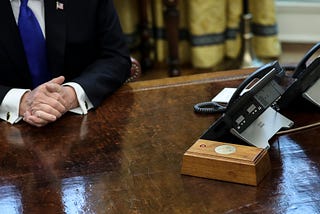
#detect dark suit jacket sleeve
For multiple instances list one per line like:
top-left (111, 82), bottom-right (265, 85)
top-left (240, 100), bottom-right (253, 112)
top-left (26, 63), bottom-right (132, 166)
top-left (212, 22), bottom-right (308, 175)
top-left (65, 0), bottom-right (131, 107)
top-left (0, 0), bottom-right (131, 108)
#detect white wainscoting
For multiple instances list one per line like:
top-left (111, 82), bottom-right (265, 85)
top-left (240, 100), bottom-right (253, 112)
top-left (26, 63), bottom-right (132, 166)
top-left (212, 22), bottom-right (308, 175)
top-left (276, 1), bottom-right (320, 43)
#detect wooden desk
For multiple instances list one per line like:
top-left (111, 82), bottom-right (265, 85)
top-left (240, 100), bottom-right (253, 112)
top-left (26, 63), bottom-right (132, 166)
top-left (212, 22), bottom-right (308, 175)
top-left (1, 69), bottom-right (320, 213)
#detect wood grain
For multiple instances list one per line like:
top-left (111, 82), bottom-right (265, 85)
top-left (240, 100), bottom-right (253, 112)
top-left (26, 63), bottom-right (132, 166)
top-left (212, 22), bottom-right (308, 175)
top-left (0, 69), bottom-right (319, 213)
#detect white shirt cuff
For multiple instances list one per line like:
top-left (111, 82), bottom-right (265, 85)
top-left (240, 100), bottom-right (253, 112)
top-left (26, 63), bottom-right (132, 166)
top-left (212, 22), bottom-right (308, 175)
top-left (0, 89), bottom-right (30, 124)
top-left (63, 82), bottom-right (93, 114)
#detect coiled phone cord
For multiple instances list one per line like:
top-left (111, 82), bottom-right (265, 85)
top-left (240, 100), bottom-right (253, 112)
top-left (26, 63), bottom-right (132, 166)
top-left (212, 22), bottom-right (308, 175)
top-left (193, 62), bottom-right (316, 114)
top-left (194, 61), bottom-right (285, 114)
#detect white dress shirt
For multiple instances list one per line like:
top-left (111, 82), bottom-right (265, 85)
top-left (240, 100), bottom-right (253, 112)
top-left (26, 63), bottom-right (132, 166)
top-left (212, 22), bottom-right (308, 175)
top-left (0, 0), bottom-right (93, 124)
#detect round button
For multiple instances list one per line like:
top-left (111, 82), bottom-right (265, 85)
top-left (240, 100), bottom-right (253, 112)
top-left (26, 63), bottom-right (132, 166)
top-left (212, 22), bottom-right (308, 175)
top-left (215, 145), bottom-right (236, 155)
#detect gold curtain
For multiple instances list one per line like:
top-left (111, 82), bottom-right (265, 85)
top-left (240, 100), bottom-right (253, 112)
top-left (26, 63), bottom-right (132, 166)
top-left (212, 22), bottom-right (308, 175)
top-left (114, 0), bottom-right (281, 69)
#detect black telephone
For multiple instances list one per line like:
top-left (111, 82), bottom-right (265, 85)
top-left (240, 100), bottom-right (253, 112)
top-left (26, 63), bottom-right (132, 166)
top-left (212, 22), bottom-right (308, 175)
top-left (200, 61), bottom-right (294, 149)
top-left (278, 42), bottom-right (320, 109)
top-left (196, 43), bottom-right (320, 148)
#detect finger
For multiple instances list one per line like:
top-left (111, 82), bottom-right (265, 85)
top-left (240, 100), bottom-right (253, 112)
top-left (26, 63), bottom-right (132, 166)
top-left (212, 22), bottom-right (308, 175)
top-left (24, 118), bottom-right (47, 127)
top-left (42, 76), bottom-right (65, 95)
top-left (34, 110), bottom-right (57, 122)
top-left (29, 84), bottom-right (59, 102)
top-left (27, 78), bottom-right (68, 115)
top-left (29, 91), bottom-right (67, 115)
top-left (45, 85), bottom-right (69, 109)
top-left (29, 99), bottom-right (66, 115)
top-left (43, 99), bottom-right (67, 115)
top-left (31, 104), bottom-right (63, 119)
top-left (49, 76), bottom-right (65, 85)
top-left (23, 111), bottom-right (49, 127)
top-left (46, 83), bottom-right (62, 93)
top-left (46, 89), bottom-right (67, 108)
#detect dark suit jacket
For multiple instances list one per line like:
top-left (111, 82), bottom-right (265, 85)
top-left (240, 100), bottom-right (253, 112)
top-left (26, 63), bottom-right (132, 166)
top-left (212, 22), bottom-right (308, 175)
top-left (0, 0), bottom-right (131, 107)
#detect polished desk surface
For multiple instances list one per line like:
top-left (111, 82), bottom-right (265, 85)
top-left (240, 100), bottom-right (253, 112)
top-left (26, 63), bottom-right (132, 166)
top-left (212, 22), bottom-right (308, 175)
top-left (1, 69), bottom-right (320, 214)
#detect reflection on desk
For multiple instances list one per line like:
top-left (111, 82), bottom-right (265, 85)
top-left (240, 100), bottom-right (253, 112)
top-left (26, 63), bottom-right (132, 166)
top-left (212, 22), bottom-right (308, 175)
top-left (0, 69), bottom-right (319, 213)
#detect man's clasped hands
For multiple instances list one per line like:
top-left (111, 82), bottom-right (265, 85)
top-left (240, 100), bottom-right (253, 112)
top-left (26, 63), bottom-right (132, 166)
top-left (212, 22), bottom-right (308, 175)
top-left (19, 76), bottom-right (79, 127)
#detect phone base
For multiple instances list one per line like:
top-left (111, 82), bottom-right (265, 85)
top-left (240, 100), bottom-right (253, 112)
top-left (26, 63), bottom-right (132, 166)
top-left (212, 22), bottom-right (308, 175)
top-left (181, 139), bottom-right (271, 186)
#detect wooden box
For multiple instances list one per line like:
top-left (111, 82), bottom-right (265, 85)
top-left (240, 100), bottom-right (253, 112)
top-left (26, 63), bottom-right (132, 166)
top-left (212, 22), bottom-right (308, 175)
top-left (181, 139), bottom-right (271, 186)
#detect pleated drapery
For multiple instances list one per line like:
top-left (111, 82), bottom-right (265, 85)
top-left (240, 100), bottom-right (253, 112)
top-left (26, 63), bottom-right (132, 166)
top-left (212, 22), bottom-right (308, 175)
top-left (115, 0), bottom-right (281, 70)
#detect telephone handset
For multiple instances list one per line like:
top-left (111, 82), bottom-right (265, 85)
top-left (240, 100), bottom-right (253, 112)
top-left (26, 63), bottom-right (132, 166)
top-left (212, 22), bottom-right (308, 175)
top-left (278, 42), bottom-right (320, 108)
top-left (193, 61), bottom-right (284, 114)
top-left (200, 61), bottom-right (294, 149)
top-left (293, 42), bottom-right (320, 78)
top-left (227, 61), bottom-right (284, 108)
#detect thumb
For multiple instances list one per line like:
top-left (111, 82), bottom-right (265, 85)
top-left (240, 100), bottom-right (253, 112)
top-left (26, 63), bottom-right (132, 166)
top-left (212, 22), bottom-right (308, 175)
top-left (46, 76), bottom-right (65, 93)
top-left (49, 76), bottom-right (65, 85)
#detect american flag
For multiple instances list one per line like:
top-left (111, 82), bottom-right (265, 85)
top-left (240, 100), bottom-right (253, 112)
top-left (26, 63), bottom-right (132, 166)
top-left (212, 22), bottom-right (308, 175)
top-left (56, 1), bottom-right (64, 10)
